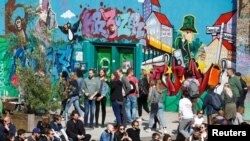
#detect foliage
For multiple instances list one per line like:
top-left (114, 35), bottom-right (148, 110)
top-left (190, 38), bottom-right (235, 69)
top-left (17, 66), bottom-right (60, 114)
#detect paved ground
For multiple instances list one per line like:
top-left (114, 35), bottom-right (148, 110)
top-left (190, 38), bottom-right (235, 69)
top-left (72, 107), bottom-right (180, 140)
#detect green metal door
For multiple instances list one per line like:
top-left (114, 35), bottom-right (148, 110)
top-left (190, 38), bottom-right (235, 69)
top-left (119, 48), bottom-right (134, 74)
top-left (97, 48), bottom-right (112, 106)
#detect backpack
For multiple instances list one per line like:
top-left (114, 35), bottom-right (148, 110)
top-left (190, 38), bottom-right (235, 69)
top-left (139, 78), bottom-right (149, 95)
top-left (210, 93), bottom-right (222, 110)
top-left (129, 81), bottom-right (136, 94)
top-left (187, 79), bottom-right (199, 98)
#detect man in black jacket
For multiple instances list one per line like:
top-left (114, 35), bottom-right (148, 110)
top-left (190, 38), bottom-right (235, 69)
top-left (66, 111), bottom-right (91, 141)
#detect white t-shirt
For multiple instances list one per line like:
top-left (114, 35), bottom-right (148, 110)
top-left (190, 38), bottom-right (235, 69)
top-left (179, 97), bottom-right (194, 119)
top-left (193, 115), bottom-right (204, 126)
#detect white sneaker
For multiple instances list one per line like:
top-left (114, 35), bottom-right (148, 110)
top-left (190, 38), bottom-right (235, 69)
top-left (145, 128), bottom-right (152, 132)
top-left (163, 127), bottom-right (167, 134)
top-left (136, 118), bottom-right (142, 122)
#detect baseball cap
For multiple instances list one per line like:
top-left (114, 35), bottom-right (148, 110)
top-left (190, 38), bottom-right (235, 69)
top-left (32, 128), bottom-right (41, 134)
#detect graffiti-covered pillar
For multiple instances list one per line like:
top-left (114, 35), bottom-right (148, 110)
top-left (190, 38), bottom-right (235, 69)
top-left (236, 0), bottom-right (250, 121)
top-left (135, 44), bottom-right (143, 78)
top-left (236, 0), bottom-right (250, 85)
top-left (83, 40), bottom-right (95, 74)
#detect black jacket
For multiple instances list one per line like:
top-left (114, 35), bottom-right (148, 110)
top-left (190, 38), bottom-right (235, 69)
top-left (66, 119), bottom-right (86, 140)
top-left (109, 80), bottom-right (124, 102)
top-left (126, 128), bottom-right (141, 141)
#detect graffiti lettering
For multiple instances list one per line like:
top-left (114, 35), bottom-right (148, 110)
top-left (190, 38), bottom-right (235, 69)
top-left (116, 12), bottom-right (131, 37)
top-left (81, 9), bottom-right (94, 36)
top-left (92, 11), bottom-right (108, 38)
top-left (100, 9), bottom-right (117, 39)
top-left (80, 8), bottom-right (146, 41)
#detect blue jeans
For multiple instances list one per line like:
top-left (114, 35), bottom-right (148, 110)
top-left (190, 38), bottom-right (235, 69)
top-left (84, 97), bottom-right (96, 126)
top-left (149, 103), bottom-right (167, 128)
top-left (111, 100), bottom-right (122, 125)
top-left (125, 95), bottom-right (137, 122)
top-left (64, 96), bottom-right (84, 120)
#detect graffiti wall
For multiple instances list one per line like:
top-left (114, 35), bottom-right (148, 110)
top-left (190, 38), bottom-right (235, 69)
top-left (236, 0), bottom-right (250, 85)
top-left (0, 0), bottom-right (242, 111)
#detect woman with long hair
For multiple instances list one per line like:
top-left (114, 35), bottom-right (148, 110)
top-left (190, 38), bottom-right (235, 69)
top-left (137, 72), bottom-right (150, 121)
top-left (221, 83), bottom-right (237, 123)
top-left (109, 71), bottom-right (124, 126)
top-left (95, 69), bottom-right (109, 127)
top-left (145, 79), bottom-right (167, 134)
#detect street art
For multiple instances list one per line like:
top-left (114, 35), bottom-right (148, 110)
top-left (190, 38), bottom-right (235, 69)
top-left (80, 8), bottom-right (146, 43)
top-left (1, 0), bottom-right (246, 112)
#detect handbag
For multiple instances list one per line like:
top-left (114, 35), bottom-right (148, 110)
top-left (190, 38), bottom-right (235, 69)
top-left (150, 88), bottom-right (159, 113)
top-left (151, 103), bottom-right (158, 113)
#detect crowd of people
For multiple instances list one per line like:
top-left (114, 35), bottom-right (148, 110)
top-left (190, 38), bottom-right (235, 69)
top-left (0, 67), bottom-right (249, 141)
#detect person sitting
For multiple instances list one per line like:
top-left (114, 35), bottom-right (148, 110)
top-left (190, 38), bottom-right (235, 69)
top-left (27, 128), bottom-right (41, 141)
top-left (0, 115), bottom-right (16, 141)
top-left (200, 123), bottom-right (207, 141)
top-left (120, 132), bottom-right (132, 141)
top-left (39, 128), bottom-right (56, 141)
top-left (188, 127), bottom-right (203, 141)
top-left (50, 115), bottom-right (71, 141)
top-left (66, 110), bottom-right (91, 141)
top-left (162, 134), bottom-right (172, 141)
top-left (192, 110), bottom-right (204, 128)
top-left (99, 124), bottom-right (114, 141)
top-left (14, 129), bottom-right (26, 141)
top-left (151, 132), bottom-right (161, 141)
top-left (114, 125), bottom-right (131, 141)
top-left (126, 120), bottom-right (141, 141)
top-left (37, 116), bottom-right (51, 134)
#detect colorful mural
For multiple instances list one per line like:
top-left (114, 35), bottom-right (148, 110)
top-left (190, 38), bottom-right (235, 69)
top-left (0, 0), bottom-right (245, 112)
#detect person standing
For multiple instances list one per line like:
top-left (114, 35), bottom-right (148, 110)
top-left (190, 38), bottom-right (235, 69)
top-left (64, 72), bottom-right (84, 122)
top-left (59, 71), bottom-right (69, 118)
top-left (125, 68), bottom-right (139, 123)
top-left (82, 69), bottom-right (101, 128)
top-left (235, 72), bottom-right (248, 107)
top-left (178, 91), bottom-right (193, 140)
top-left (95, 69), bottom-right (109, 128)
top-left (109, 72), bottom-right (123, 127)
top-left (182, 70), bottom-right (200, 114)
top-left (227, 68), bottom-right (243, 108)
top-left (221, 83), bottom-right (237, 123)
top-left (202, 86), bottom-right (222, 125)
top-left (116, 68), bottom-right (131, 127)
top-left (145, 80), bottom-right (167, 134)
top-left (137, 72), bottom-right (150, 121)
